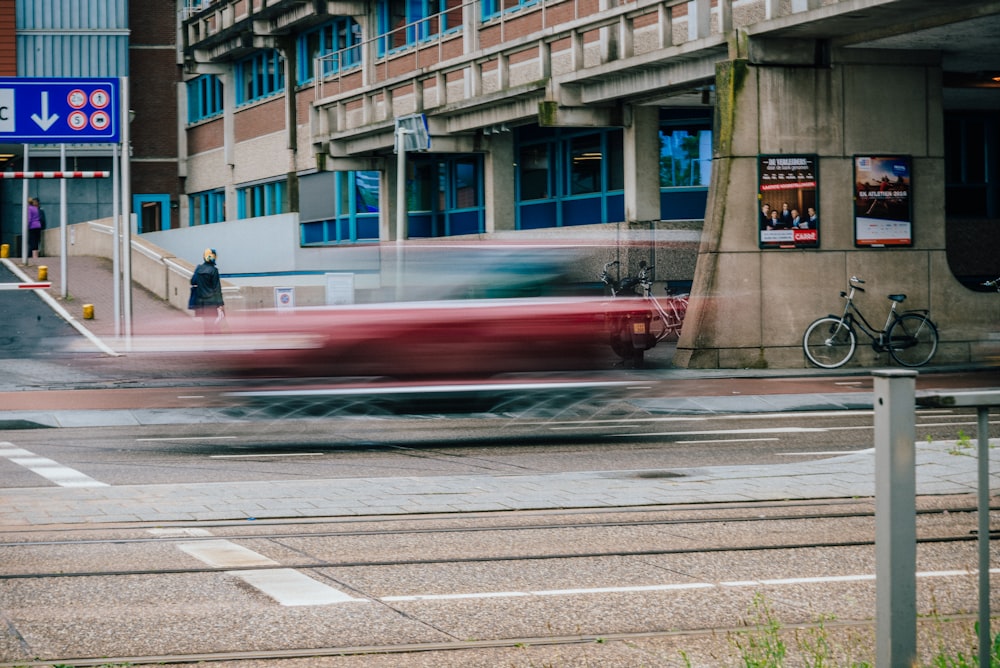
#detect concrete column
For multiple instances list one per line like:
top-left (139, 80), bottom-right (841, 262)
top-left (673, 47), bottom-right (951, 370)
top-left (484, 132), bottom-right (515, 232)
top-left (623, 105), bottom-right (660, 224)
top-left (380, 162), bottom-right (397, 242)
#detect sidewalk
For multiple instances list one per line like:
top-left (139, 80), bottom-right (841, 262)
top-left (4, 253), bottom-right (185, 341)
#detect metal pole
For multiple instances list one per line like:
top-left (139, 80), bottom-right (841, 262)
top-left (873, 369), bottom-right (918, 668)
top-left (120, 77), bottom-right (132, 342)
top-left (59, 144), bottom-right (67, 298)
top-left (976, 406), bottom-right (991, 668)
top-left (112, 143), bottom-right (121, 338)
top-left (20, 144), bottom-right (28, 264)
top-left (395, 125), bottom-right (408, 300)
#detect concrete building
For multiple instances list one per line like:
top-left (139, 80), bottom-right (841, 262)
top-left (0, 1), bottom-right (181, 244)
top-left (8, 1), bottom-right (1000, 369)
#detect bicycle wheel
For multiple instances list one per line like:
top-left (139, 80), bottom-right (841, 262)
top-left (803, 317), bottom-right (857, 368)
top-left (887, 313), bottom-right (938, 367)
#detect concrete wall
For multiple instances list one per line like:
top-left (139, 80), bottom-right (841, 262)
top-left (674, 47), bottom-right (1000, 369)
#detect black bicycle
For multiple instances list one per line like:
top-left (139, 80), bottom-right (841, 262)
top-left (802, 276), bottom-right (938, 369)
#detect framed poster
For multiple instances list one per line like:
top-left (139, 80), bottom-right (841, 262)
top-left (757, 155), bottom-right (819, 249)
top-left (854, 155), bottom-right (912, 247)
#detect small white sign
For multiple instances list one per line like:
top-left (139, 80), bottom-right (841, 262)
top-left (325, 273), bottom-right (355, 305)
top-left (275, 287), bottom-right (295, 310)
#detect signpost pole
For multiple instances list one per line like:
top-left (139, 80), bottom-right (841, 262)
top-left (20, 144), bottom-right (28, 264)
top-left (120, 77), bottom-right (132, 343)
top-left (112, 142), bottom-right (121, 338)
top-left (59, 144), bottom-right (68, 298)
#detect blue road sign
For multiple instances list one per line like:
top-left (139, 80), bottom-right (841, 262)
top-left (0, 78), bottom-right (119, 143)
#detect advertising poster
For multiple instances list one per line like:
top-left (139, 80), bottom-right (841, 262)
top-left (854, 155), bottom-right (912, 247)
top-left (757, 155), bottom-right (819, 249)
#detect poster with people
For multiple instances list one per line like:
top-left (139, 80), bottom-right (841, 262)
top-left (854, 155), bottom-right (912, 247)
top-left (757, 155), bottom-right (819, 249)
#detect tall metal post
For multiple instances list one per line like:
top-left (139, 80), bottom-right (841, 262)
top-left (873, 369), bottom-right (918, 668)
top-left (112, 142), bottom-right (121, 338)
top-left (395, 125), bottom-right (410, 300)
top-left (20, 144), bottom-right (28, 264)
top-left (59, 144), bottom-right (67, 298)
top-left (120, 77), bottom-right (132, 341)
top-left (975, 406), bottom-right (991, 668)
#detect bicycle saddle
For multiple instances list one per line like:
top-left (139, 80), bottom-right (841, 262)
top-left (888, 294), bottom-right (906, 302)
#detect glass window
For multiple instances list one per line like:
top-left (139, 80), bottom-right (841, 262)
top-left (519, 144), bottom-right (550, 200)
top-left (237, 179), bottom-right (287, 219)
top-left (659, 127), bottom-right (712, 188)
top-left (187, 75), bottom-right (223, 123)
top-left (190, 189), bottom-right (225, 226)
top-left (569, 135), bottom-right (602, 195)
top-left (236, 50), bottom-right (285, 105)
top-left (297, 19), bottom-right (361, 84)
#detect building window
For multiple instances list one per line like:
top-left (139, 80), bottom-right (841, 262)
top-left (237, 179), bottom-right (287, 219)
top-left (187, 75), bottom-right (223, 123)
top-left (301, 171), bottom-right (381, 245)
top-left (659, 126), bottom-right (712, 188)
top-left (481, 0), bottom-right (540, 20)
top-left (377, 0), bottom-right (463, 54)
top-left (235, 50), bottom-right (285, 105)
top-left (189, 189), bottom-right (226, 226)
top-left (297, 19), bottom-right (362, 84)
top-left (406, 155), bottom-right (483, 237)
top-left (516, 127), bottom-right (623, 229)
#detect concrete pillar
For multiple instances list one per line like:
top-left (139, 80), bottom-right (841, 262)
top-left (484, 132), bottom-right (515, 232)
top-left (380, 162), bottom-right (398, 242)
top-left (674, 45), bottom-right (951, 369)
top-left (623, 105), bottom-right (661, 224)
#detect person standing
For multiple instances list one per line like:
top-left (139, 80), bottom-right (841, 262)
top-left (27, 197), bottom-right (44, 260)
top-left (190, 248), bottom-right (225, 333)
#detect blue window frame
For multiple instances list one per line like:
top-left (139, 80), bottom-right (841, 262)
top-left (297, 19), bottom-right (362, 84)
top-left (377, 0), bottom-right (463, 54)
top-left (237, 180), bottom-right (287, 219)
top-left (516, 127), bottom-right (624, 229)
top-left (187, 75), bottom-right (223, 123)
top-left (189, 189), bottom-right (226, 226)
top-left (658, 110), bottom-right (712, 220)
top-left (301, 171), bottom-right (381, 245)
top-left (481, 0), bottom-right (540, 21)
top-left (235, 50), bottom-right (285, 105)
top-left (407, 155), bottom-right (483, 237)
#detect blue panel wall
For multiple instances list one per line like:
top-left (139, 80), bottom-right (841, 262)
top-left (16, 0), bottom-right (129, 76)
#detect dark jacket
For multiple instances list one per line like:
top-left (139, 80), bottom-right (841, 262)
top-left (191, 262), bottom-right (224, 308)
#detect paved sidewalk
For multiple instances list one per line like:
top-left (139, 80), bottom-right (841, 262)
top-left (0, 439), bottom-right (995, 527)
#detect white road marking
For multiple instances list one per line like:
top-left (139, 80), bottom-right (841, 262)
top-left (136, 436), bottom-right (237, 442)
top-left (677, 438), bottom-right (780, 444)
top-left (174, 538), bottom-right (364, 606)
top-left (537, 410), bottom-right (875, 426)
top-left (0, 444), bottom-right (108, 487)
top-left (614, 427), bottom-right (828, 437)
top-left (779, 449), bottom-right (872, 456)
top-left (382, 568), bottom-right (999, 603)
top-left (210, 453), bottom-right (324, 459)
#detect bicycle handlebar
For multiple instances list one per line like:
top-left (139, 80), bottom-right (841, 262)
top-left (982, 277), bottom-right (1000, 289)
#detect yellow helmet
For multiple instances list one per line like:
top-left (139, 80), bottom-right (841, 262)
top-left (203, 248), bottom-right (217, 263)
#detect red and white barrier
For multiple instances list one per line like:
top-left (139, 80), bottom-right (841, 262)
top-left (0, 171), bottom-right (110, 179)
top-left (0, 282), bottom-right (51, 290)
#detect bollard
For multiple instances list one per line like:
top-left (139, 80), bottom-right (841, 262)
top-left (873, 370), bottom-right (918, 668)
top-left (82, 304), bottom-right (94, 320)
top-left (38, 265), bottom-right (47, 281)
top-left (0, 243), bottom-right (8, 258)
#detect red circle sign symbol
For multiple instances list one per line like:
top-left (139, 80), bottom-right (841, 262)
top-left (90, 111), bottom-right (110, 130)
top-left (68, 111), bottom-right (88, 130)
top-left (67, 90), bottom-right (87, 109)
top-left (90, 89), bottom-right (110, 109)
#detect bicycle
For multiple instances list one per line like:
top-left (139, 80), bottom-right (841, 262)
top-left (983, 277), bottom-right (1000, 292)
top-left (599, 260), bottom-right (688, 365)
top-left (802, 276), bottom-right (938, 369)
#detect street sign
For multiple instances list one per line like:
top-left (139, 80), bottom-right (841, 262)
top-left (0, 78), bottom-right (119, 143)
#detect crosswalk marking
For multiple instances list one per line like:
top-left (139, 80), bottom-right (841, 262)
top-left (0, 444), bottom-right (108, 487)
top-left (172, 536), bottom-right (365, 606)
